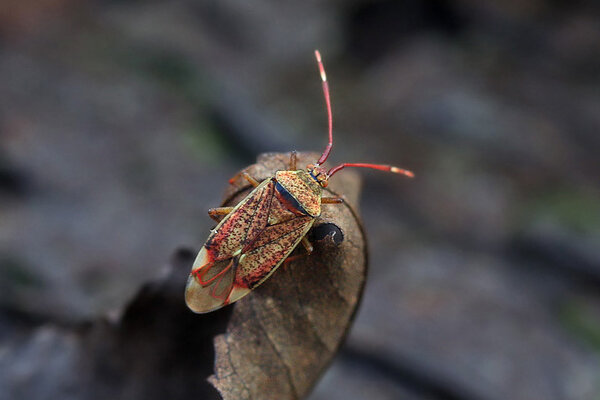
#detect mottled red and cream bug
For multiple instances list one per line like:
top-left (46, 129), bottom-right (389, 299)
top-left (185, 50), bottom-right (414, 313)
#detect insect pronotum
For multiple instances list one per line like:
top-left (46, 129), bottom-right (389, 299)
top-left (185, 50), bottom-right (414, 313)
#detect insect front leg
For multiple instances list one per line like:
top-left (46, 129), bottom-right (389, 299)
top-left (321, 197), bottom-right (344, 204)
top-left (208, 207), bottom-right (235, 221)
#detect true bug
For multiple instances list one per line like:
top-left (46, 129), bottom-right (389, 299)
top-left (185, 50), bottom-right (414, 313)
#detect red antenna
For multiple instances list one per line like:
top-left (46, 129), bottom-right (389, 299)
top-left (328, 163), bottom-right (414, 178)
top-left (315, 50), bottom-right (333, 166)
top-left (314, 50), bottom-right (414, 180)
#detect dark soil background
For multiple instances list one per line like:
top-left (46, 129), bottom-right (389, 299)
top-left (1, 1), bottom-right (599, 399)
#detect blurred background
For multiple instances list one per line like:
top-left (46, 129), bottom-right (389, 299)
top-left (1, 0), bottom-right (599, 399)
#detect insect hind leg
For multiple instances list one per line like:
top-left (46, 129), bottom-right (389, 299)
top-left (301, 236), bottom-right (313, 254)
top-left (282, 237), bottom-right (313, 269)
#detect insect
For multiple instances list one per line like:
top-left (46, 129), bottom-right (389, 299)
top-left (185, 50), bottom-right (414, 313)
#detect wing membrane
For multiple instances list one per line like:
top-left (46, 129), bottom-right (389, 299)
top-left (185, 248), bottom-right (236, 313)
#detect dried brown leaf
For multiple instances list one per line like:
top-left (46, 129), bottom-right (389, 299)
top-left (208, 152), bottom-right (367, 400)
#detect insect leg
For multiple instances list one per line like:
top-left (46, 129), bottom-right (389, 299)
top-left (229, 170), bottom-right (261, 187)
top-left (282, 237), bottom-right (314, 269)
top-left (289, 150), bottom-right (297, 170)
top-left (228, 171), bottom-right (242, 185)
top-left (321, 197), bottom-right (344, 204)
top-left (208, 207), bottom-right (235, 221)
top-left (301, 236), bottom-right (313, 254)
top-left (241, 171), bottom-right (260, 187)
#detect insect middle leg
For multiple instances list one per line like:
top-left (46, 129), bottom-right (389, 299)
top-left (208, 207), bottom-right (235, 221)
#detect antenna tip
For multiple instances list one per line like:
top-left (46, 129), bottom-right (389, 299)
top-left (315, 50), bottom-right (327, 82)
top-left (391, 167), bottom-right (415, 178)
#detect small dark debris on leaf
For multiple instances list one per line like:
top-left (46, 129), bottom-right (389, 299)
top-left (310, 222), bottom-right (345, 246)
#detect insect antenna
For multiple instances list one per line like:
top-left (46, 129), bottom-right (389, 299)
top-left (313, 51), bottom-right (414, 181)
top-left (327, 163), bottom-right (414, 179)
top-left (315, 50), bottom-right (333, 166)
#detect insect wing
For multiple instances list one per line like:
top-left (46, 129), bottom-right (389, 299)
top-left (186, 178), bottom-right (316, 313)
top-left (186, 179), bottom-right (274, 313)
top-left (206, 179), bottom-right (274, 261)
